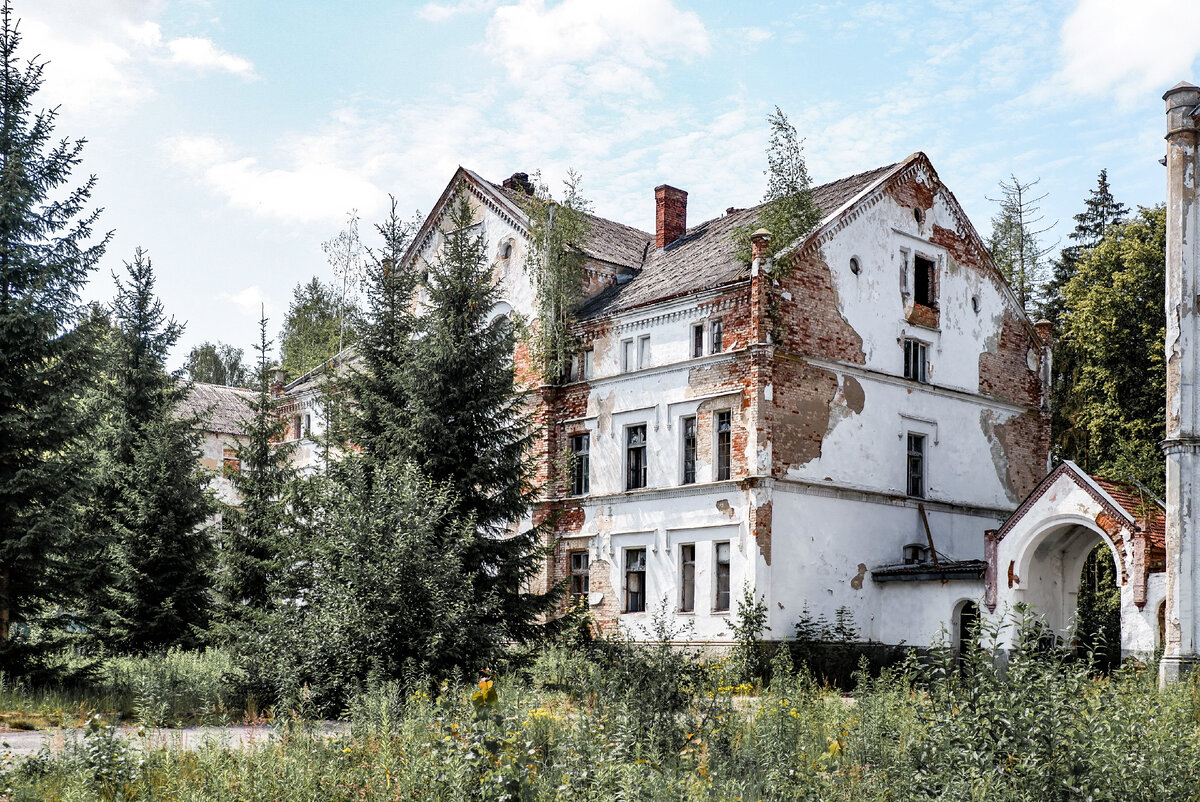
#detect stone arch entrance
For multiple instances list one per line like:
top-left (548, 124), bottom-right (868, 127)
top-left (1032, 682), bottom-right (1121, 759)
top-left (954, 599), bottom-right (978, 654)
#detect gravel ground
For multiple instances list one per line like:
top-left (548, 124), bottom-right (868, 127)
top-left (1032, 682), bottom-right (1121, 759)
top-left (0, 722), bottom-right (351, 758)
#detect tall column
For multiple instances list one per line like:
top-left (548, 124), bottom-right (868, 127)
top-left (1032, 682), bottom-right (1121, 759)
top-left (1161, 81), bottom-right (1200, 685)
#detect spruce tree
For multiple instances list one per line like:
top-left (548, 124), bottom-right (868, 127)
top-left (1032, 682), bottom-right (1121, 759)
top-left (987, 175), bottom-right (1055, 314)
top-left (81, 249), bottom-right (215, 652)
top-left (0, 2), bottom-right (109, 652)
top-left (216, 313), bottom-right (295, 630)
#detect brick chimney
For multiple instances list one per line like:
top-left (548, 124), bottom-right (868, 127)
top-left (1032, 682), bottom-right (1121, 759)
top-left (655, 184), bottom-right (687, 249)
top-left (1033, 319), bottom-right (1053, 346)
top-left (502, 172), bottom-right (534, 195)
top-left (751, 228), bottom-right (772, 262)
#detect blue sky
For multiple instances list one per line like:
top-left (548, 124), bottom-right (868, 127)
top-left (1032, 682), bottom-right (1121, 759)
top-left (19, 0), bottom-right (1200, 363)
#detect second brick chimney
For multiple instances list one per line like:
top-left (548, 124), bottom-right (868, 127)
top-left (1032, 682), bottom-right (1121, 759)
top-left (655, 184), bottom-right (687, 248)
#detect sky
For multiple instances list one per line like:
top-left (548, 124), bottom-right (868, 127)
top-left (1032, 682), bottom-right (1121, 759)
top-left (17, 0), bottom-right (1200, 365)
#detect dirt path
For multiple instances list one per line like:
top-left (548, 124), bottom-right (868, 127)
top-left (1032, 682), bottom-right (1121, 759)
top-left (0, 722), bottom-right (350, 758)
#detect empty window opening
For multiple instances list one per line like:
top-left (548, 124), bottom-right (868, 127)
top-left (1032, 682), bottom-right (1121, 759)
top-left (625, 548), bottom-right (646, 613)
top-left (680, 544), bottom-right (696, 612)
top-left (570, 433), bottom-right (590, 496)
top-left (626, 425), bottom-right (648, 490)
top-left (913, 254), bottom-right (936, 308)
top-left (714, 541), bottom-right (731, 612)
top-left (850, 256), bottom-right (861, 275)
top-left (914, 207), bottom-right (925, 225)
top-left (904, 339), bottom-right (928, 383)
top-left (621, 339), bottom-right (634, 373)
top-left (715, 410), bottom-right (732, 481)
top-left (691, 324), bottom-right (704, 358)
top-left (907, 433), bottom-right (926, 498)
top-left (711, 319), bottom-right (723, 354)
top-left (292, 415), bottom-right (302, 440)
top-left (637, 334), bottom-right (651, 370)
top-left (303, 413), bottom-right (311, 436)
top-left (682, 416), bottom-right (697, 485)
top-left (569, 551), bottom-right (590, 603)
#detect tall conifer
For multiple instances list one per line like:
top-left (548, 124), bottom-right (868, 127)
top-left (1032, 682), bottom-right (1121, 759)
top-left (0, 2), bottom-right (109, 652)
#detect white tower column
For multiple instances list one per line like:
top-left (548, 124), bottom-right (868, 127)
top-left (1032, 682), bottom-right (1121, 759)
top-left (1161, 81), bottom-right (1200, 685)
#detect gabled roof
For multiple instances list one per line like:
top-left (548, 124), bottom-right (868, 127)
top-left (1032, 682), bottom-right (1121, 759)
top-left (178, 382), bottom-right (255, 436)
top-left (575, 161), bottom-right (902, 319)
top-left (994, 460), bottom-right (1165, 550)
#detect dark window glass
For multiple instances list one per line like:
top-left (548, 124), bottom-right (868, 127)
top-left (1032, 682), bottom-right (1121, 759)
top-left (716, 411), bottom-right (732, 481)
top-left (570, 551), bottom-right (590, 602)
top-left (715, 541), bottom-right (731, 612)
top-left (626, 548), bottom-right (646, 613)
top-left (692, 324), bottom-right (704, 358)
top-left (907, 433), bottom-right (925, 498)
top-left (680, 544), bottom-right (695, 612)
top-left (627, 425), bottom-right (647, 490)
top-left (711, 319), bottom-right (723, 353)
top-left (571, 433), bottom-right (590, 495)
top-left (914, 255), bottom-right (935, 307)
top-left (682, 416), bottom-right (697, 484)
top-left (904, 339), bottom-right (927, 383)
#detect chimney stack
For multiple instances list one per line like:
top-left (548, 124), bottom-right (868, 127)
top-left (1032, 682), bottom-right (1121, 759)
top-left (655, 185), bottom-right (687, 249)
top-left (750, 228), bottom-right (773, 263)
top-left (502, 172), bottom-right (534, 195)
top-left (1033, 319), bottom-right (1053, 346)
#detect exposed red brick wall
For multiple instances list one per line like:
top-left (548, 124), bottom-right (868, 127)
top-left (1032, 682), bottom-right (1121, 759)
top-left (979, 310), bottom-right (1043, 409)
top-left (774, 251), bottom-right (865, 364)
top-left (991, 408), bottom-right (1050, 502)
top-left (770, 355), bottom-right (840, 476)
top-left (887, 173), bottom-right (936, 213)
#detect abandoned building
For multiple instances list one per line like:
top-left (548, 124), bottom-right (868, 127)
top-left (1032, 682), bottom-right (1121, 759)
top-left (178, 381), bottom-right (256, 505)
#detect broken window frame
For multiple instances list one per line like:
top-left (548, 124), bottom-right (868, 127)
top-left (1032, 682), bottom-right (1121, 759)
top-left (903, 339), bottom-right (928, 383)
top-left (569, 550), bottom-right (590, 602)
top-left (303, 413), bottom-right (311, 437)
top-left (625, 547), bottom-right (647, 613)
top-left (626, 424), bottom-right (648, 490)
top-left (581, 348), bottom-right (594, 380)
top-left (570, 433), bottom-right (590, 496)
top-left (907, 432), bottom-right (926, 498)
top-left (679, 543), bottom-right (696, 612)
top-left (715, 410), bottom-right (732, 481)
top-left (621, 338), bottom-right (635, 373)
top-left (691, 323), bottom-right (705, 358)
top-left (913, 253), bottom-right (937, 308)
top-left (681, 415), bottom-right (697, 485)
top-left (637, 334), bottom-right (651, 370)
top-left (711, 318), bottom-right (723, 354)
top-left (714, 541), bottom-right (731, 612)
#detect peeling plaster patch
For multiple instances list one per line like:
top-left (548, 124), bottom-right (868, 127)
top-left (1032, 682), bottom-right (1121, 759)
top-left (842, 375), bottom-right (865, 415)
top-left (757, 443), bottom-right (771, 473)
top-left (850, 563), bottom-right (867, 590)
top-left (980, 410), bottom-right (1015, 504)
top-left (716, 499), bottom-right (736, 519)
top-left (590, 391), bottom-right (615, 436)
top-left (763, 383), bottom-right (773, 402)
top-left (776, 362), bottom-right (839, 472)
top-left (1008, 560), bottom-right (1019, 588)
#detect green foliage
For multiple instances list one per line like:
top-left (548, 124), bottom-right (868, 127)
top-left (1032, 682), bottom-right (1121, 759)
top-left (77, 249), bottom-right (216, 653)
top-left (730, 581), bottom-right (770, 683)
top-left (278, 276), bottom-right (359, 381)
top-left (183, 341), bottom-right (249, 386)
top-left (521, 171), bottom-right (593, 382)
top-left (213, 314), bottom-right (297, 659)
top-left (97, 648), bottom-right (247, 726)
top-left (1076, 542), bottom-right (1122, 673)
top-left (263, 457), bottom-right (477, 715)
top-left (1058, 205), bottom-right (1166, 493)
top-left (0, 0), bottom-right (110, 657)
top-left (987, 174), bottom-right (1055, 314)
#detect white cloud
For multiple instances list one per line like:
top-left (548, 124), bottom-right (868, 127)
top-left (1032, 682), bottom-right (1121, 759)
top-left (1057, 0), bottom-right (1200, 102)
top-left (163, 134), bottom-right (387, 225)
top-left (220, 284), bottom-right (276, 321)
top-left (166, 36), bottom-right (255, 77)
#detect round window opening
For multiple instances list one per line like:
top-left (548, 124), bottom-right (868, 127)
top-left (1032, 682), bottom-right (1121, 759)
top-left (971, 294), bottom-right (980, 313)
top-left (499, 240), bottom-right (513, 260)
top-left (849, 256), bottom-right (861, 275)
top-left (914, 207), bottom-right (925, 224)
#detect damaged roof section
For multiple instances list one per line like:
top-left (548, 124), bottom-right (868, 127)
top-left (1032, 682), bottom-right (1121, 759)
top-left (178, 382), bottom-right (255, 435)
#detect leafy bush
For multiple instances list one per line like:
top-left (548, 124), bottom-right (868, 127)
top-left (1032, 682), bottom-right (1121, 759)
top-left (98, 648), bottom-right (246, 726)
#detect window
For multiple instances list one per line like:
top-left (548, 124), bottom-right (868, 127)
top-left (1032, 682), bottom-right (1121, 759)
top-left (622, 339), bottom-right (635, 372)
top-left (904, 339), bottom-right (927, 383)
top-left (570, 433), bottom-right (590, 496)
top-left (907, 433), bottom-right (926, 498)
top-left (714, 541), bottom-right (731, 612)
top-left (569, 551), bottom-right (590, 602)
top-left (681, 416), bottom-right (697, 484)
top-left (222, 446), bottom-right (239, 473)
top-left (691, 324), bottom-right (704, 358)
top-left (303, 413), bottom-right (311, 436)
top-left (626, 425), bottom-right (648, 490)
top-left (679, 544), bottom-right (696, 612)
top-left (638, 334), bottom-right (651, 370)
top-left (292, 415), bottom-right (302, 440)
top-left (711, 319), bottom-right (723, 354)
top-left (566, 353), bottom-right (579, 383)
top-left (914, 254), bottom-right (936, 307)
top-left (625, 548), bottom-right (646, 613)
top-left (581, 348), bottom-right (594, 380)
top-left (715, 410), bottom-right (732, 481)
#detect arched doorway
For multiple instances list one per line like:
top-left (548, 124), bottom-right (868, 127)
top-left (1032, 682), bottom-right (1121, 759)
top-left (955, 600), bottom-right (979, 655)
top-left (1075, 541), bottom-right (1121, 671)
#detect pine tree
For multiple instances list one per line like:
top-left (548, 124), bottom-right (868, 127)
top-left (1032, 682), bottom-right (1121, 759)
top-left (216, 313), bottom-right (296, 630)
top-left (0, 2), bottom-right (109, 652)
top-left (987, 175), bottom-right (1055, 314)
top-left (81, 249), bottom-right (216, 652)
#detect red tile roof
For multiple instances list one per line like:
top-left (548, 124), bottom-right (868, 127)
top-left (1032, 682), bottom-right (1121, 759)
top-left (1092, 476), bottom-right (1165, 551)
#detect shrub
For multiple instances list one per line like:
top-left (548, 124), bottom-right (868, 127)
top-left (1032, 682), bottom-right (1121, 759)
top-left (98, 648), bottom-right (245, 726)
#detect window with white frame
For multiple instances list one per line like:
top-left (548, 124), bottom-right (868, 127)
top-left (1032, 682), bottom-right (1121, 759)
top-left (711, 319), bottom-right (723, 353)
top-left (907, 433), bottom-right (926, 498)
top-left (621, 338), bottom-right (634, 373)
top-left (714, 541), bottom-right (731, 612)
top-left (903, 339), bottom-right (928, 383)
top-left (569, 551), bottom-right (590, 603)
top-left (626, 425), bottom-right (648, 490)
top-left (581, 348), bottom-right (594, 380)
top-left (681, 416), bottom-right (697, 484)
top-left (715, 410), bottom-right (732, 481)
top-left (691, 324), bottom-right (704, 358)
top-left (637, 334), bottom-right (651, 370)
top-left (570, 433), bottom-right (590, 496)
top-left (679, 544), bottom-right (696, 612)
top-left (625, 548), bottom-right (646, 613)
